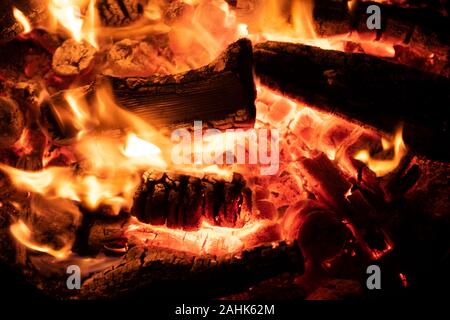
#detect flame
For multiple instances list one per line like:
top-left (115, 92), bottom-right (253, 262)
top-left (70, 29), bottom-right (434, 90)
top-left (354, 126), bottom-right (407, 177)
top-left (13, 7), bottom-right (32, 34)
top-left (48, 0), bottom-right (98, 48)
top-left (10, 220), bottom-right (71, 259)
top-left (1, 83), bottom-right (169, 215)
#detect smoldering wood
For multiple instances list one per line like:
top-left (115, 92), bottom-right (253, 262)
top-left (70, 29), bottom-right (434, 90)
top-left (47, 39), bottom-right (256, 138)
top-left (0, 97), bottom-right (24, 148)
top-left (75, 240), bottom-right (303, 299)
top-left (253, 41), bottom-right (450, 162)
top-left (132, 171), bottom-right (253, 230)
top-left (106, 38), bottom-right (256, 129)
top-left (319, 0), bottom-right (450, 56)
top-left (297, 153), bottom-right (392, 258)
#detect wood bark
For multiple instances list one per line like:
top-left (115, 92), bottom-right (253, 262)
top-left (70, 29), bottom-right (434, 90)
top-left (297, 153), bottom-right (393, 259)
top-left (253, 41), bottom-right (450, 162)
top-left (76, 240), bottom-right (303, 299)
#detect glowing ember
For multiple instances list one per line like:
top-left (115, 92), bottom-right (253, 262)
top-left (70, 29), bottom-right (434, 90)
top-left (126, 218), bottom-right (275, 256)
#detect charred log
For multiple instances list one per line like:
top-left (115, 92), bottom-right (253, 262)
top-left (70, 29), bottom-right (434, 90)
top-left (48, 39), bottom-right (256, 138)
top-left (314, 0), bottom-right (450, 57)
top-left (97, 0), bottom-right (148, 27)
top-left (131, 171), bottom-right (253, 230)
top-left (254, 41), bottom-right (450, 162)
top-left (76, 240), bottom-right (303, 299)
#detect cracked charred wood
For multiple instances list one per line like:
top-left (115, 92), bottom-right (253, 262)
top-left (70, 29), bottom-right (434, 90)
top-left (132, 171), bottom-right (253, 229)
top-left (76, 240), bottom-right (303, 299)
top-left (48, 39), bottom-right (256, 138)
top-left (97, 0), bottom-right (148, 27)
top-left (297, 152), bottom-right (392, 259)
top-left (254, 41), bottom-right (450, 162)
top-left (0, 97), bottom-right (24, 148)
top-left (105, 38), bottom-right (256, 129)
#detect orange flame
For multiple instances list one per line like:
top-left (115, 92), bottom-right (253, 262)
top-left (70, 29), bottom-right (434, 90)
top-left (10, 220), bottom-right (71, 259)
top-left (354, 126), bottom-right (407, 177)
top-left (48, 0), bottom-right (98, 48)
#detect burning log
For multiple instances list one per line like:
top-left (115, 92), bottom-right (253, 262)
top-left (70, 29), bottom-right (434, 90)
top-left (105, 38), bottom-right (256, 130)
top-left (297, 153), bottom-right (392, 259)
top-left (48, 39), bottom-right (256, 137)
top-left (0, 97), bottom-right (24, 148)
top-left (314, 0), bottom-right (450, 58)
top-left (132, 171), bottom-right (253, 230)
top-left (76, 240), bottom-right (303, 299)
top-left (282, 200), bottom-right (349, 264)
top-left (254, 41), bottom-right (450, 162)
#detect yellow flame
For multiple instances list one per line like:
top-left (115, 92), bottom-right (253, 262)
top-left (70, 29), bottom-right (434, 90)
top-left (10, 220), bottom-right (71, 259)
top-left (13, 7), bottom-right (32, 33)
top-left (354, 127), bottom-right (407, 177)
top-left (49, 0), bottom-right (98, 48)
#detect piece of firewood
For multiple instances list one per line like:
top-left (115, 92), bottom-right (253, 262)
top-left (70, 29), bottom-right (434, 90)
top-left (314, 0), bottom-right (450, 57)
top-left (105, 38), bottom-right (256, 128)
top-left (132, 171), bottom-right (253, 229)
top-left (0, 97), bottom-right (24, 148)
top-left (254, 41), bottom-right (450, 162)
top-left (297, 152), bottom-right (392, 259)
top-left (97, 0), bottom-right (148, 27)
top-left (47, 39), bottom-right (256, 138)
top-left (75, 240), bottom-right (303, 299)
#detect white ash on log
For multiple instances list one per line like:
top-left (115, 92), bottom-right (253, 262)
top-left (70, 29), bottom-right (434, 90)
top-left (254, 41), bottom-right (450, 162)
top-left (0, 97), bottom-right (24, 148)
top-left (131, 171), bottom-right (253, 230)
top-left (75, 240), bottom-right (303, 299)
top-left (47, 39), bottom-right (256, 138)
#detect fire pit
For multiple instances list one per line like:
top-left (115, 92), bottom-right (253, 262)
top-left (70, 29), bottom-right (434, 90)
top-left (0, 0), bottom-right (448, 302)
